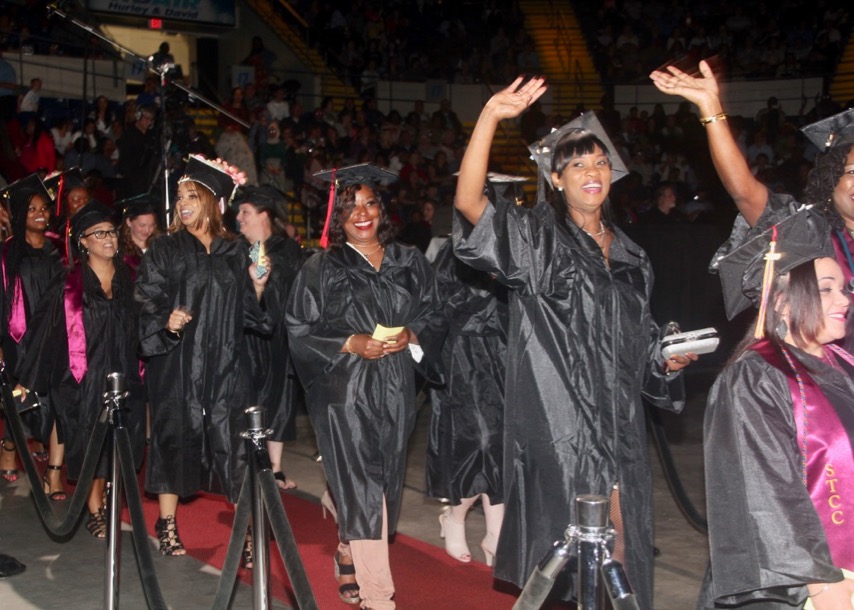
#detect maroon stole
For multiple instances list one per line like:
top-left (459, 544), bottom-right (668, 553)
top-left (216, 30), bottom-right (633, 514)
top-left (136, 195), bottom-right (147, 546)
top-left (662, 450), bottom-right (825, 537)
top-left (752, 340), bottom-right (854, 570)
top-left (63, 265), bottom-right (87, 383)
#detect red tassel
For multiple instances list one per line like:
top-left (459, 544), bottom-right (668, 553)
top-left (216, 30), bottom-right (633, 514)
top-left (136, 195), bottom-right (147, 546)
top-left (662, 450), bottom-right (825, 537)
top-left (55, 174), bottom-right (65, 218)
top-left (319, 168), bottom-right (336, 249)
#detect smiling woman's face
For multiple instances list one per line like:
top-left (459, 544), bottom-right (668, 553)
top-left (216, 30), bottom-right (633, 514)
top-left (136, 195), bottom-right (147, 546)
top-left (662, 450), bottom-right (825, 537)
top-left (342, 186), bottom-right (380, 246)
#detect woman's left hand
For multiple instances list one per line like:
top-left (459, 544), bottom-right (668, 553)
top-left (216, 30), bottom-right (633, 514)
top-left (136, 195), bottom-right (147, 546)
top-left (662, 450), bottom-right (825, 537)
top-left (381, 328), bottom-right (415, 355)
top-left (664, 352), bottom-right (698, 374)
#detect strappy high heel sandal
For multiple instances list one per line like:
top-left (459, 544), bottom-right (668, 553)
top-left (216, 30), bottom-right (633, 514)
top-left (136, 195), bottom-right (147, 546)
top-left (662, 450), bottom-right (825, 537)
top-left (242, 529), bottom-right (254, 569)
top-left (87, 508), bottom-right (107, 539)
top-left (0, 440), bottom-right (18, 482)
top-left (333, 551), bottom-right (360, 605)
top-left (155, 515), bottom-right (186, 556)
top-left (42, 464), bottom-right (66, 500)
top-left (439, 507), bottom-right (472, 563)
top-left (273, 471), bottom-right (297, 490)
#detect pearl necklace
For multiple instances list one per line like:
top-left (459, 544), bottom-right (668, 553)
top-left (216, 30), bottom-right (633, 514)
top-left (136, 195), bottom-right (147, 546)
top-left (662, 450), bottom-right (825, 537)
top-left (354, 242), bottom-right (383, 257)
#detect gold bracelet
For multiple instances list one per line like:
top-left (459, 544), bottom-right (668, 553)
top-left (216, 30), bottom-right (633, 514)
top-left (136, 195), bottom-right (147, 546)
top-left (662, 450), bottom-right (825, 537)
top-left (699, 112), bottom-right (727, 126)
top-left (344, 334), bottom-right (356, 355)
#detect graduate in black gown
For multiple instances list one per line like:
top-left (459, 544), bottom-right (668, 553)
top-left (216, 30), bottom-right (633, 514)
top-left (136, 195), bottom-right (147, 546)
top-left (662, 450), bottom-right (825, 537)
top-left (135, 156), bottom-right (270, 556)
top-left (16, 201), bottom-right (145, 537)
top-left (650, 62), bottom-right (854, 352)
top-left (235, 184), bottom-right (304, 490)
top-left (453, 78), bottom-right (693, 608)
top-left (700, 209), bottom-right (854, 609)
top-left (0, 175), bottom-right (64, 485)
top-left (286, 164), bottom-right (444, 609)
top-left (426, 176), bottom-right (519, 568)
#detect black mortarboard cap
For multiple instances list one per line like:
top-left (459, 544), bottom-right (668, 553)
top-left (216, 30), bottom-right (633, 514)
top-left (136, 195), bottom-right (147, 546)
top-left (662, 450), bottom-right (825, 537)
top-left (716, 207), bottom-right (834, 321)
top-left (118, 193), bottom-right (158, 220)
top-left (44, 167), bottom-right (85, 199)
top-left (70, 201), bottom-right (116, 244)
top-left (485, 172), bottom-right (529, 207)
top-left (800, 107), bottom-right (854, 152)
top-left (1, 174), bottom-right (51, 225)
top-left (313, 163), bottom-right (399, 190)
top-left (179, 155), bottom-right (238, 200)
top-left (233, 184), bottom-right (284, 219)
top-left (527, 112), bottom-right (629, 187)
top-left (313, 163), bottom-right (398, 248)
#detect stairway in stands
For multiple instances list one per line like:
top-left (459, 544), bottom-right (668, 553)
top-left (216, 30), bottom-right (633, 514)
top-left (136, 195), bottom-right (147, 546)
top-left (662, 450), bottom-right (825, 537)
top-left (830, 37), bottom-right (854, 104)
top-left (243, 0), bottom-right (359, 102)
top-left (518, 0), bottom-right (604, 114)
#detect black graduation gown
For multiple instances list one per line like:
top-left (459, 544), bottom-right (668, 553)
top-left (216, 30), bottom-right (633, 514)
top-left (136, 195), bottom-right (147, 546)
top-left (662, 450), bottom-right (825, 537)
top-left (1, 237), bottom-right (64, 372)
top-left (453, 197), bottom-right (684, 609)
top-left (1, 237), bottom-right (64, 443)
top-left (16, 262), bottom-right (145, 479)
top-left (425, 238), bottom-right (507, 504)
top-left (286, 242), bottom-right (444, 540)
top-left (135, 231), bottom-right (271, 503)
top-left (698, 347), bottom-right (853, 609)
top-left (244, 235), bottom-right (304, 440)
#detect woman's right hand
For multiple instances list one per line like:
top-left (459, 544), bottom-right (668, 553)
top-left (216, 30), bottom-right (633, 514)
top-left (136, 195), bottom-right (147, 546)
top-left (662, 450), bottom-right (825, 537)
top-left (13, 384), bottom-right (29, 403)
top-left (166, 308), bottom-right (193, 334)
top-left (344, 334), bottom-right (386, 360)
top-left (649, 59), bottom-right (721, 114)
top-left (808, 578), bottom-right (854, 609)
top-left (483, 76), bottom-right (548, 123)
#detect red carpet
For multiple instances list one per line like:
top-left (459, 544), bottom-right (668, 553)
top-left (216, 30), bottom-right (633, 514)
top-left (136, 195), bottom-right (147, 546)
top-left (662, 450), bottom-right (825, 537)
top-left (125, 489), bottom-right (528, 609)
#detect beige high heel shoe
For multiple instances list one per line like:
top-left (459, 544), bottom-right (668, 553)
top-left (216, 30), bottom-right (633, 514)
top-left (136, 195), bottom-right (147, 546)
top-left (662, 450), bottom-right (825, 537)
top-left (480, 532), bottom-right (498, 567)
top-left (439, 507), bottom-right (472, 563)
top-left (320, 489), bottom-right (338, 523)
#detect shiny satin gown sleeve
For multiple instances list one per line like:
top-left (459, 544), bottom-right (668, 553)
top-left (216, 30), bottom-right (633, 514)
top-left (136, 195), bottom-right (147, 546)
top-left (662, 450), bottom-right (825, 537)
top-left (134, 236), bottom-right (183, 357)
top-left (702, 352), bottom-right (842, 608)
top-left (14, 270), bottom-right (67, 392)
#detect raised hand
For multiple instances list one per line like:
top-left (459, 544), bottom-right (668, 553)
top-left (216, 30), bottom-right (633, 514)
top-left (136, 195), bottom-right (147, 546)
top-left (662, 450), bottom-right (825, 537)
top-left (649, 60), bottom-right (721, 112)
top-left (484, 76), bottom-right (548, 122)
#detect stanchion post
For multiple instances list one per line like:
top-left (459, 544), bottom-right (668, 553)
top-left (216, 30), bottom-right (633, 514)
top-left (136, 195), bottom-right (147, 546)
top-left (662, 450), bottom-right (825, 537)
top-left (575, 495), bottom-right (610, 610)
top-left (104, 372), bottom-right (129, 610)
top-left (242, 406), bottom-right (273, 610)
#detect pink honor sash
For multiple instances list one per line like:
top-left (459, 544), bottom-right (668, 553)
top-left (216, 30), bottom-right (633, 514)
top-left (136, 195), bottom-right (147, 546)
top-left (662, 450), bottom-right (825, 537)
top-left (63, 266), bottom-right (87, 383)
top-left (752, 340), bottom-right (854, 570)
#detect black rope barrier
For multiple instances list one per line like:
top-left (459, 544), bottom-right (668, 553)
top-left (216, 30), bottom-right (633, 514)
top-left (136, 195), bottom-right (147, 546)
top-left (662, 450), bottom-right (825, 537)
top-left (4, 369), bottom-right (319, 609)
top-left (1, 368), bottom-right (109, 537)
top-left (646, 406), bottom-right (708, 534)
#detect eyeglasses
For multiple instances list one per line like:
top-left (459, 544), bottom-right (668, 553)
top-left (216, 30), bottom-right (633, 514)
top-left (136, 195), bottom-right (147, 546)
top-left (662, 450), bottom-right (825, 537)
top-left (82, 228), bottom-right (118, 240)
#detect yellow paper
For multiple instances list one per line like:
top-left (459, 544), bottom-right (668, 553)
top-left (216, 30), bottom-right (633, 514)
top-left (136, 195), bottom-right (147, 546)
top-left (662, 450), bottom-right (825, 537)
top-left (372, 324), bottom-right (404, 341)
top-left (804, 569), bottom-right (854, 609)
top-left (258, 240), bottom-right (266, 260)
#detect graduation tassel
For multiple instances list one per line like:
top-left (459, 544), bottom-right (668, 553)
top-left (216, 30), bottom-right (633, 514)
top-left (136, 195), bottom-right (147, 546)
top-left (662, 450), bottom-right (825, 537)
top-left (754, 225), bottom-right (781, 339)
top-left (319, 168), bottom-right (336, 249)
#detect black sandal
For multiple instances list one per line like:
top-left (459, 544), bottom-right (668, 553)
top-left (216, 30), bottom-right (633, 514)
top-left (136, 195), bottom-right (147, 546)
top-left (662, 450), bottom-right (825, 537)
top-left (87, 509), bottom-right (107, 539)
top-left (155, 515), bottom-right (186, 556)
top-left (42, 464), bottom-right (66, 500)
top-left (333, 551), bottom-right (360, 605)
top-left (273, 471), bottom-right (297, 490)
top-left (0, 440), bottom-right (18, 482)
top-left (242, 530), bottom-right (254, 570)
